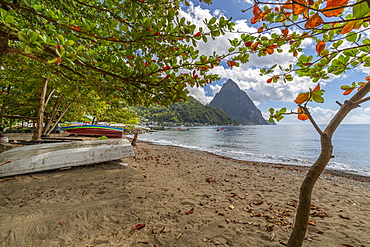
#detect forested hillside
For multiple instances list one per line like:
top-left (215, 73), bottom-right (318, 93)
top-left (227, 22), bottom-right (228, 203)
top-left (133, 97), bottom-right (236, 125)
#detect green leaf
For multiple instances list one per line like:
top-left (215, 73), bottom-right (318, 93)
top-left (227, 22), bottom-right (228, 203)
top-left (353, 0), bottom-right (370, 19)
top-left (64, 40), bottom-right (75, 46)
top-left (5, 15), bottom-right (14, 24)
top-left (25, 46), bottom-right (33, 53)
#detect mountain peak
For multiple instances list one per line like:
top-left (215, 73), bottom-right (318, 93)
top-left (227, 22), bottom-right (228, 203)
top-left (209, 79), bottom-right (267, 125)
top-left (221, 79), bottom-right (241, 91)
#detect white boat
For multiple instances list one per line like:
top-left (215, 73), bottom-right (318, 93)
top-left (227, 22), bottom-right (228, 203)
top-left (0, 139), bottom-right (134, 178)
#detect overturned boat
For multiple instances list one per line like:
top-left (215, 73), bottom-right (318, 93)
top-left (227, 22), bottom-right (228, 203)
top-left (0, 138), bottom-right (134, 178)
top-left (60, 125), bottom-right (124, 138)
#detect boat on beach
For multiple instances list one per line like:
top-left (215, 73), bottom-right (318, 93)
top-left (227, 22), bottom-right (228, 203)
top-left (61, 125), bottom-right (124, 138)
top-left (0, 138), bottom-right (134, 178)
top-left (176, 127), bottom-right (189, 131)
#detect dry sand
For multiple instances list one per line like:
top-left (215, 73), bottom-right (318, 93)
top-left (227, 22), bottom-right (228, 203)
top-left (1, 139), bottom-right (370, 247)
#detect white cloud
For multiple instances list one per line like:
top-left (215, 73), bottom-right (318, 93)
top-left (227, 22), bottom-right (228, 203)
top-left (187, 86), bottom-right (213, 104)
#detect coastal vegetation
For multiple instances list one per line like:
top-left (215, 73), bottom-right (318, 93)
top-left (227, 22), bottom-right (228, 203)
top-left (0, 0), bottom-right (234, 139)
top-left (132, 96), bottom-right (236, 126)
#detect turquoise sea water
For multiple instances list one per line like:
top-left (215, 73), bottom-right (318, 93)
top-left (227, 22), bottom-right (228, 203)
top-left (137, 124), bottom-right (370, 177)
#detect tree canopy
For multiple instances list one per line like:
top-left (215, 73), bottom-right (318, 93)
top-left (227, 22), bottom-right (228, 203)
top-left (0, 0), bottom-right (233, 106)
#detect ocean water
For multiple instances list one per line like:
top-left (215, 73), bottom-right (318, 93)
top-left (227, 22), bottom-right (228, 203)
top-left (137, 124), bottom-right (370, 177)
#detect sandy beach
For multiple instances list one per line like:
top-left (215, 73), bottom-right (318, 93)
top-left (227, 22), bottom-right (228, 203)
top-left (1, 139), bottom-right (369, 247)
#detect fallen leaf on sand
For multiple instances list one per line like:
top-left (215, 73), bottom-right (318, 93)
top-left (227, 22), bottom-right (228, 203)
top-left (338, 214), bottom-right (350, 220)
top-left (265, 224), bottom-right (274, 232)
top-left (59, 220), bottom-right (67, 226)
top-left (279, 240), bottom-right (287, 246)
top-left (308, 220), bottom-right (316, 226)
top-left (185, 208), bottom-right (194, 214)
top-left (132, 224), bottom-right (145, 230)
top-left (253, 201), bottom-right (263, 205)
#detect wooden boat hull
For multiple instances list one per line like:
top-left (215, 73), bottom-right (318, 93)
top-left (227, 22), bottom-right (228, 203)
top-left (61, 125), bottom-right (124, 138)
top-left (0, 139), bottom-right (134, 178)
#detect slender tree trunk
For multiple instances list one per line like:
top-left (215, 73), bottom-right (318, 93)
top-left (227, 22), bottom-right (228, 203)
top-left (131, 132), bottom-right (138, 146)
top-left (43, 99), bottom-right (60, 135)
top-left (0, 102), bottom-right (6, 127)
top-left (0, 85), bottom-right (11, 126)
top-left (32, 78), bottom-right (49, 141)
top-left (287, 83), bottom-right (370, 246)
top-left (46, 97), bottom-right (75, 135)
top-left (287, 134), bottom-right (333, 246)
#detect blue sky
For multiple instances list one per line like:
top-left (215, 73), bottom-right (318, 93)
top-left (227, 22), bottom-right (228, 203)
top-left (180, 0), bottom-right (370, 124)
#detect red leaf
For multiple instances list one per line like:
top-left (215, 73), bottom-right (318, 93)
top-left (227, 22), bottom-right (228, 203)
top-left (281, 28), bottom-right (289, 38)
top-left (194, 32), bottom-right (201, 37)
top-left (307, 220), bottom-right (316, 226)
top-left (322, 0), bottom-right (348, 17)
top-left (132, 224), bottom-right (145, 230)
top-left (292, 0), bottom-right (308, 15)
top-left (316, 41), bottom-right (326, 55)
top-left (266, 78), bottom-right (273, 83)
top-left (282, 0), bottom-right (292, 9)
top-left (338, 214), bottom-right (350, 219)
top-left (343, 88), bottom-right (354, 95)
top-left (305, 13), bottom-right (323, 29)
top-left (72, 25), bottom-right (82, 31)
top-left (251, 17), bottom-right (259, 24)
top-left (312, 83), bottom-right (321, 92)
top-left (295, 92), bottom-right (309, 104)
top-left (227, 61), bottom-right (236, 68)
top-left (253, 4), bottom-right (263, 17)
top-left (342, 20), bottom-right (356, 34)
top-left (185, 208), bottom-right (194, 214)
top-left (298, 106), bottom-right (309, 121)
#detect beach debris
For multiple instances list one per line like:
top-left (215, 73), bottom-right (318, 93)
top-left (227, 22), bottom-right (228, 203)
top-left (137, 240), bottom-right (150, 244)
top-left (229, 205), bottom-right (235, 210)
top-left (304, 236), bottom-right (313, 241)
top-left (317, 230), bottom-right (324, 234)
top-left (286, 199), bottom-right (298, 208)
top-left (342, 244), bottom-right (356, 247)
top-left (132, 224), bottom-right (145, 231)
top-left (119, 162), bottom-right (128, 166)
top-left (338, 214), bottom-right (350, 220)
top-left (310, 209), bottom-right (329, 218)
top-left (59, 220), bottom-right (67, 226)
top-left (264, 224), bottom-right (274, 232)
top-left (206, 177), bottom-right (216, 183)
top-left (176, 232), bottom-right (182, 240)
top-left (253, 201), bottom-right (264, 205)
top-left (82, 190), bottom-right (88, 196)
top-left (307, 220), bottom-right (316, 226)
top-left (185, 208), bottom-right (194, 214)
top-left (279, 240), bottom-right (287, 246)
top-left (270, 232), bottom-right (275, 241)
top-left (203, 237), bottom-right (221, 245)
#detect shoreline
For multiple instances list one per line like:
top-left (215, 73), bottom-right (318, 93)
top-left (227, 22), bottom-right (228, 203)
top-left (135, 139), bottom-right (370, 184)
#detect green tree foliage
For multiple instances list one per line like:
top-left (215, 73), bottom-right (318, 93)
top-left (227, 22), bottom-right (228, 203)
top-left (0, 0), bottom-right (234, 106)
top-left (133, 96), bottom-right (236, 125)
